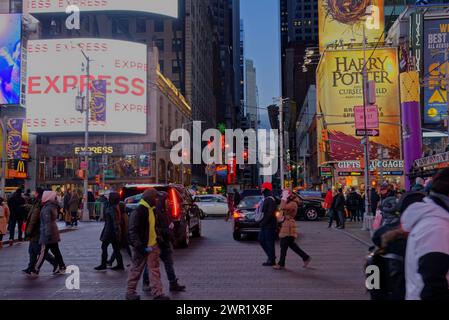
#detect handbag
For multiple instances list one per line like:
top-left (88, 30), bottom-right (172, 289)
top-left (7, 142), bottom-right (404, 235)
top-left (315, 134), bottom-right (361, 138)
top-left (372, 209), bottom-right (383, 230)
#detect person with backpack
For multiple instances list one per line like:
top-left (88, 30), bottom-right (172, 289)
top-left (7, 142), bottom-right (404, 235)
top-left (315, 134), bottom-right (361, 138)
top-left (0, 197), bottom-right (10, 249)
top-left (346, 187), bottom-right (362, 222)
top-left (273, 189), bottom-right (311, 270)
top-left (142, 191), bottom-right (185, 293)
top-left (401, 168), bottom-right (449, 300)
top-left (367, 192), bottom-right (426, 300)
top-left (257, 182), bottom-right (277, 266)
top-left (94, 192), bottom-right (124, 271)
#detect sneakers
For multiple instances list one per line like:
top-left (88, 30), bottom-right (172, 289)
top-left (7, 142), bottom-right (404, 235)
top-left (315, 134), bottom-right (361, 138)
top-left (106, 260), bottom-right (113, 267)
top-left (273, 264), bottom-right (284, 270)
top-left (9, 240), bottom-right (13, 246)
top-left (153, 294), bottom-right (170, 300)
top-left (169, 280), bottom-right (186, 292)
top-left (303, 257), bottom-right (312, 268)
top-left (53, 266), bottom-right (66, 275)
top-left (94, 265), bottom-right (107, 271)
top-left (126, 293), bottom-right (141, 301)
top-left (262, 261), bottom-right (276, 266)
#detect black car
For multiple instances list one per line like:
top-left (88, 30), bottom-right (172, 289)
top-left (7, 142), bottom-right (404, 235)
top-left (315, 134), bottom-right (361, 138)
top-left (232, 195), bottom-right (281, 241)
top-left (122, 184), bottom-right (202, 248)
top-left (292, 192), bottom-right (325, 221)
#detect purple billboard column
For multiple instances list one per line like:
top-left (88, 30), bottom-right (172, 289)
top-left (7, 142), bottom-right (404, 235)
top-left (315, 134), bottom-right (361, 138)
top-left (400, 72), bottom-right (422, 191)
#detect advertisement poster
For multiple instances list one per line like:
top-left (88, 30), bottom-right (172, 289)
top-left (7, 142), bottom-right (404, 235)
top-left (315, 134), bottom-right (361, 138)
top-left (26, 0), bottom-right (178, 18)
top-left (317, 48), bottom-right (400, 163)
top-left (26, 38), bottom-right (147, 134)
top-left (423, 19), bottom-right (449, 125)
top-left (0, 14), bottom-right (21, 105)
top-left (90, 80), bottom-right (107, 122)
top-left (7, 118), bottom-right (24, 160)
top-left (318, 0), bottom-right (384, 53)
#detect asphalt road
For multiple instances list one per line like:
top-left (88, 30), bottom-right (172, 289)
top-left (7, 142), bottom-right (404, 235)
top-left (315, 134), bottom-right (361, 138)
top-left (0, 218), bottom-right (370, 300)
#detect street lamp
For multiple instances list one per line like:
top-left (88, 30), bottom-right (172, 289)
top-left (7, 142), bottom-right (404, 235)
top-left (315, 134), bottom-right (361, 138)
top-left (75, 49), bottom-right (92, 222)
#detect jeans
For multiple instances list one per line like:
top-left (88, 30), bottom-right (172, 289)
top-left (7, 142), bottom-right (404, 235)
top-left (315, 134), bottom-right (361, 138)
top-left (258, 227), bottom-right (276, 263)
top-left (8, 216), bottom-right (23, 240)
top-left (337, 210), bottom-right (345, 228)
top-left (101, 240), bottom-right (123, 267)
top-left (143, 242), bottom-right (176, 285)
top-left (127, 246), bottom-right (163, 297)
top-left (349, 209), bottom-right (360, 221)
top-left (278, 236), bottom-right (310, 267)
top-left (328, 210), bottom-right (340, 227)
top-left (28, 241), bottom-right (56, 272)
top-left (35, 243), bottom-right (66, 272)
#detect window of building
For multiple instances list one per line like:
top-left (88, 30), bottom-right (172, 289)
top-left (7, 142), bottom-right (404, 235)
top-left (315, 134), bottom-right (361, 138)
top-left (159, 60), bottom-right (164, 73)
top-left (154, 19), bottom-right (164, 32)
top-left (172, 38), bottom-right (182, 51)
top-left (113, 18), bottom-right (129, 35)
top-left (155, 39), bottom-right (164, 52)
top-left (136, 18), bottom-right (147, 33)
top-left (172, 60), bottom-right (180, 73)
top-left (9, 0), bottom-right (22, 13)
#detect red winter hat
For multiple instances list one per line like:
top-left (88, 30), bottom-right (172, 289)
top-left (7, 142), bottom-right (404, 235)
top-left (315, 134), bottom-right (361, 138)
top-left (261, 182), bottom-right (273, 191)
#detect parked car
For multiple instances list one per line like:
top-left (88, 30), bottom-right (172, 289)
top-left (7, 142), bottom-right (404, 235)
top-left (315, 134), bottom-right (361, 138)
top-left (193, 194), bottom-right (228, 217)
top-left (232, 195), bottom-right (281, 241)
top-left (121, 184), bottom-right (202, 248)
top-left (292, 192), bottom-right (325, 221)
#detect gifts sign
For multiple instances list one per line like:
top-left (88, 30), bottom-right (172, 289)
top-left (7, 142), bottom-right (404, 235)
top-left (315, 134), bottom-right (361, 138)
top-left (90, 80), bottom-right (107, 122)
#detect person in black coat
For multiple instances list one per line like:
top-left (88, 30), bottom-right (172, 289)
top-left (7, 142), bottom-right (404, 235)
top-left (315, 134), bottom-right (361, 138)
top-left (95, 192), bottom-right (124, 271)
top-left (233, 189), bottom-right (241, 207)
top-left (7, 189), bottom-right (27, 243)
top-left (258, 182), bottom-right (277, 266)
top-left (370, 187), bottom-right (380, 215)
top-left (332, 188), bottom-right (346, 229)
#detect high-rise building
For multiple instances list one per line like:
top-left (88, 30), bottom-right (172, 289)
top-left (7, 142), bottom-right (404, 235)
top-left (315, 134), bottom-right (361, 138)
top-left (238, 19), bottom-right (245, 124)
top-left (279, 0), bottom-right (319, 187)
top-left (245, 59), bottom-right (258, 129)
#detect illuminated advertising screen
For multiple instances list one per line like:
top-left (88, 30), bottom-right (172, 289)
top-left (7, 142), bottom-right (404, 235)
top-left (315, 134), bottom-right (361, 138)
top-left (26, 38), bottom-right (147, 134)
top-left (26, 0), bottom-right (178, 18)
top-left (0, 14), bottom-right (21, 105)
top-left (317, 48), bottom-right (400, 163)
top-left (318, 0), bottom-right (384, 53)
top-left (423, 18), bottom-right (449, 125)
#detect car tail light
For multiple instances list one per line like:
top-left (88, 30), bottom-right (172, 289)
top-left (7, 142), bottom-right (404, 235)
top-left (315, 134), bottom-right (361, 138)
top-left (169, 188), bottom-right (181, 220)
top-left (233, 211), bottom-right (243, 219)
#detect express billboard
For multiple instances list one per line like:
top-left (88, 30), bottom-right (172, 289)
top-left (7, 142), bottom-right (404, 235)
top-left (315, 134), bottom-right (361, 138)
top-left (318, 0), bottom-right (384, 53)
top-left (423, 18), bottom-right (449, 125)
top-left (26, 0), bottom-right (178, 18)
top-left (26, 38), bottom-right (147, 134)
top-left (0, 14), bottom-right (21, 105)
top-left (317, 48), bottom-right (401, 163)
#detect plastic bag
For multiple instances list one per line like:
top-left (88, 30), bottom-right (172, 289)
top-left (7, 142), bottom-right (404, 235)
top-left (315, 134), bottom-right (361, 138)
top-left (372, 210), bottom-right (383, 230)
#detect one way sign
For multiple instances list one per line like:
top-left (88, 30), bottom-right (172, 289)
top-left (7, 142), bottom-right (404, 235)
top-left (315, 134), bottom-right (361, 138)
top-left (356, 129), bottom-right (379, 137)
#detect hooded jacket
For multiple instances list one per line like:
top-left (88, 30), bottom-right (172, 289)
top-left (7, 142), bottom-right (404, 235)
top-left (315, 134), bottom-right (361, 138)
top-left (401, 194), bottom-right (449, 300)
top-left (39, 200), bottom-right (61, 245)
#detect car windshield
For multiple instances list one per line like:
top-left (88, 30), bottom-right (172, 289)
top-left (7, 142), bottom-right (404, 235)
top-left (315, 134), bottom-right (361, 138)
top-left (237, 196), bottom-right (262, 209)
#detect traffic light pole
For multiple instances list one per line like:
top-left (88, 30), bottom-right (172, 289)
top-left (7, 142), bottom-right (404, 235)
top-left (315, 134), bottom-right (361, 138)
top-left (279, 99), bottom-right (285, 189)
top-left (81, 50), bottom-right (91, 222)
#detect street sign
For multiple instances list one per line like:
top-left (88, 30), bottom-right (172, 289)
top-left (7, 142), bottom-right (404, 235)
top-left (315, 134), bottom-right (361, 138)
top-left (356, 129), bottom-right (379, 137)
top-left (354, 105), bottom-right (379, 130)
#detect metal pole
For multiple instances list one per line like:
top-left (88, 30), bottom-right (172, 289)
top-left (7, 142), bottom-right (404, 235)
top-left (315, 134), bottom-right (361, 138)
top-left (0, 108), bottom-right (7, 198)
top-left (102, 134), bottom-right (106, 189)
top-left (362, 25), bottom-right (372, 218)
top-left (82, 54), bottom-right (90, 221)
top-left (379, 146), bottom-right (384, 184)
top-left (279, 99), bottom-right (285, 189)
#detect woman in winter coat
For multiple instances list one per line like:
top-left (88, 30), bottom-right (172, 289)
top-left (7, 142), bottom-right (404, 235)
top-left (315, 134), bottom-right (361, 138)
top-left (35, 191), bottom-right (66, 274)
top-left (68, 190), bottom-right (80, 226)
top-left (0, 197), bottom-right (10, 249)
top-left (95, 192), bottom-right (124, 271)
top-left (274, 189), bottom-right (312, 270)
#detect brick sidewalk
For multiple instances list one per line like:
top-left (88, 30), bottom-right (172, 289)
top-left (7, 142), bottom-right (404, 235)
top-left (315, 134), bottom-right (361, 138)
top-left (0, 219), bottom-right (370, 300)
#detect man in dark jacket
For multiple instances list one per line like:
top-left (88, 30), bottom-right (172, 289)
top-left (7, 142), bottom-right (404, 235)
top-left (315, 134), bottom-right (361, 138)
top-left (7, 188), bottom-right (27, 243)
top-left (126, 188), bottom-right (169, 301)
top-left (95, 192), bottom-right (124, 271)
top-left (370, 187), bottom-right (380, 215)
top-left (332, 188), bottom-right (346, 229)
top-left (346, 187), bottom-right (362, 222)
top-left (142, 191), bottom-right (185, 292)
top-left (258, 182), bottom-right (277, 266)
top-left (23, 188), bottom-right (57, 276)
top-left (233, 189), bottom-right (241, 207)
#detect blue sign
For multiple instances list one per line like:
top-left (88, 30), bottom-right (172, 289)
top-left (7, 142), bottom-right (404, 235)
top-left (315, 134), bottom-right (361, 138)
top-left (0, 14), bottom-right (21, 105)
top-left (423, 18), bottom-right (449, 125)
